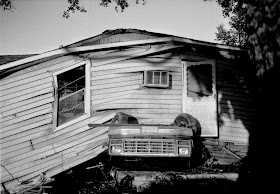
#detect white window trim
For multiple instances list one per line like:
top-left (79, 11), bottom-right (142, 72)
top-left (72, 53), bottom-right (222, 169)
top-left (143, 70), bottom-right (169, 88)
top-left (52, 60), bottom-right (91, 132)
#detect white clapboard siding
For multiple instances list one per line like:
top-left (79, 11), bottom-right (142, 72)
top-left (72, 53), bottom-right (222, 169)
top-left (91, 79), bottom-right (142, 91)
top-left (92, 93), bottom-right (182, 106)
top-left (92, 65), bottom-right (181, 77)
top-left (91, 57), bottom-right (180, 72)
top-left (91, 72), bottom-right (139, 81)
top-left (1, 97), bottom-right (53, 118)
top-left (1, 114), bottom-right (53, 139)
top-left (0, 77), bottom-right (53, 97)
top-left (0, 72), bottom-right (51, 91)
top-left (0, 125), bottom-right (52, 144)
top-left (1, 112), bottom-right (116, 164)
top-left (1, 56), bottom-right (77, 82)
top-left (1, 132), bottom-right (108, 182)
top-left (92, 73), bottom-right (142, 86)
top-left (0, 83), bottom-right (52, 102)
top-left (92, 88), bottom-right (182, 101)
top-left (4, 145), bottom-right (106, 192)
top-left (94, 98), bottom-right (181, 107)
top-left (94, 103), bottom-right (182, 111)
top-left (1, 87), bottom-right (53, 107)
top-left (1, 106), bottom-right (53, 128)
top-left (1, 93), bottom-right (53, 113)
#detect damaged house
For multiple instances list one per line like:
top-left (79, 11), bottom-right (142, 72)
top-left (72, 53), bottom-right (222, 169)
top-left (0, 29), bottom-right (256, 193)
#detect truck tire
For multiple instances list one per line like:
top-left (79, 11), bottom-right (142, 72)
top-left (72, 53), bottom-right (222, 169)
top-left (111, 112), bottom-right (139, 124)
top-left (174, 113), bottom-right (201, 136)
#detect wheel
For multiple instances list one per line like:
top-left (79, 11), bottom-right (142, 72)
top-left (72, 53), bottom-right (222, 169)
top-left (111, 112), bottom-right (139, 124)
top-left (174, 113), bottom-right (201, 136)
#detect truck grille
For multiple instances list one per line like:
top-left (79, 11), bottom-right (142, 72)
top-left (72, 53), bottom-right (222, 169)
top-left (123, 139), bottom-right (176, 155)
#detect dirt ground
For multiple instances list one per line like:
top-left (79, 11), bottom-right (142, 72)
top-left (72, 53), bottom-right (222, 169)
top-left (47, 151), bottom-right (241, 194)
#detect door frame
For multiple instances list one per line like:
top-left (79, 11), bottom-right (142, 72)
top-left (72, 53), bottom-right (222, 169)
top-left (181, 60), bottom-right (218, 137)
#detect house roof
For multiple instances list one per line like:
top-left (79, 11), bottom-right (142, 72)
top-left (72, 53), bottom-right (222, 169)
top-left (0, 28), bottom-right (248, 75)
top-left (0, 54), bottom-right (36, 65)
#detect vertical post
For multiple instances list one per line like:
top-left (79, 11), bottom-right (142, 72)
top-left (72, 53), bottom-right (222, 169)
top-left (181, 61), bottom-right (187, 113)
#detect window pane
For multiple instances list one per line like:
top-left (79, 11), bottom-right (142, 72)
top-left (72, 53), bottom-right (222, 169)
top-left (58, 66), bottom-right (85, 98)
top-left (58, 89), bottom-right (84, 125)
top-left (147, 71), bottom-right (153, 84)
top-left (161, 72), bottom-right (167, 85)
top-left (154, 71), bottom-right (160, 84)
top-left (57, 65), bottom-right (86, 126)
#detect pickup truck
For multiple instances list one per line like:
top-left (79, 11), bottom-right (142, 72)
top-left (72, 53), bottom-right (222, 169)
top-left (107, 112), bottom-right (201, 158)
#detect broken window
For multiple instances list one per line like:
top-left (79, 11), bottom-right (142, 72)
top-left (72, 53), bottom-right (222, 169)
top-left (53, 61), bottom-right (91, 129)
top-left (187, 64), bottom-right (213, 97)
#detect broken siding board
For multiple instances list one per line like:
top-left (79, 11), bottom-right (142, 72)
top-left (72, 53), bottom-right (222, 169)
top-left (33, 125), bottom-right (107, 152)
top-left (1, 112), bottom-right (115, 158)
top-left (2, 134), bottom-right (108, 183)
top-left (91, 57), bottom-right (180, 72)
top-left (2, 126), bottom-right (106, 170)
top-left (38, 111), bottom-right (116, 141)
top-left (89, 47), bottom-right (151, 62)
top-left (4, 145), bottom-right (105, 192)
top-left (89, 45), bottom-right (181, 69)
top-left (2, 112), bottom-right (115, 159)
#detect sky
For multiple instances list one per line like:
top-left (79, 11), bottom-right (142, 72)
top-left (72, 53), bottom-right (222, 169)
top-left (0, 0), bottom-right (229, 55)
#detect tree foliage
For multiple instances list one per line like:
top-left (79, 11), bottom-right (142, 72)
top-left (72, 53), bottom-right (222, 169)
top-left (207, 0), bottom-right (248, 47)
top-left (0, 0), bottom-right (12, 10)
top-left (0, 0), bottom-right (146, 18)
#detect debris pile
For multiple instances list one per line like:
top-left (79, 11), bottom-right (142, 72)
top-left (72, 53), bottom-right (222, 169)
top-left (47, 151), bottom-right (240, 194)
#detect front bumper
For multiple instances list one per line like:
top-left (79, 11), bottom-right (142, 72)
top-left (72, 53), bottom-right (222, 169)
top-left (109, 138), bottom-right (192, 157)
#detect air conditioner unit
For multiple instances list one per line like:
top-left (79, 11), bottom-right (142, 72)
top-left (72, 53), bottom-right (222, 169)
top-left (143, 70), bottom-right (169, 88)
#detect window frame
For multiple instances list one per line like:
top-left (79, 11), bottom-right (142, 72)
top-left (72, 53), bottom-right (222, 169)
top-left (52, 60), bottom-right (91, 131)
top-left (143, 70), bottom-right (169, 88)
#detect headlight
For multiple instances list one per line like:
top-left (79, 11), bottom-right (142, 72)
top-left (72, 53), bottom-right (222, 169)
top-left (178, 147), bottom-right (189, 155)
top-left (111, 145), bottom-right (122, 154)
